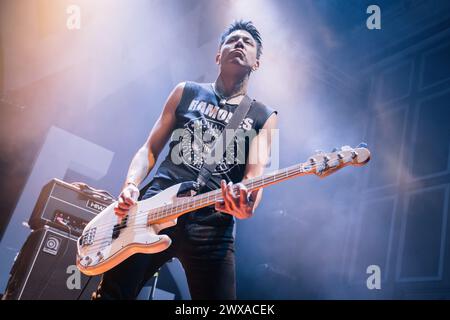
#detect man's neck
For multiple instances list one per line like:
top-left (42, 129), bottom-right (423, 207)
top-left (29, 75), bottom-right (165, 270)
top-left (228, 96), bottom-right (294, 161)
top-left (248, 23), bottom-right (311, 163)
top-left (214, 72), bottom-right (249, 98)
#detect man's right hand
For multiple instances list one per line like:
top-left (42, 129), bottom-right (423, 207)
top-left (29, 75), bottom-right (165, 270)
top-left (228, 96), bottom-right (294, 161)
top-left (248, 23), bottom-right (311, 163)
top-left (114, 183), bottom-right (140, 218)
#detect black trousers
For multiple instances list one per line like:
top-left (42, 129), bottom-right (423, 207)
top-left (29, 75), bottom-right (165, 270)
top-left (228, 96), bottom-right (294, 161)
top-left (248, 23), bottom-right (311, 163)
top-left (91, 221), bottom-right (236, 300)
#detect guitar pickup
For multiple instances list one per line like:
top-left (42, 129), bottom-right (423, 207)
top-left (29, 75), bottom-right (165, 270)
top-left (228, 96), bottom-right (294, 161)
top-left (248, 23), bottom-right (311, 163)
top-left (112, 215), bottom-right (128, 239)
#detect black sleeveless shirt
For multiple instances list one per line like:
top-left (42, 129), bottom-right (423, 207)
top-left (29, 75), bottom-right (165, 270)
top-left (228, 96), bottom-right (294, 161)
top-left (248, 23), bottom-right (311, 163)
top-left (141, 81), bottom-right (276, 238)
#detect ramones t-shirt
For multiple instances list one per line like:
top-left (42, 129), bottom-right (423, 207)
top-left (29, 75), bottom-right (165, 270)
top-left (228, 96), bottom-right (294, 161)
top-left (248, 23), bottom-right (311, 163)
top-left (140, 81), bottom-right (277, 240)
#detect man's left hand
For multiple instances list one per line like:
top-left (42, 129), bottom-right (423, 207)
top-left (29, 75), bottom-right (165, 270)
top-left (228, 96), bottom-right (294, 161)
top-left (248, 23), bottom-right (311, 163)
top-left (215, 180), bottom-right (257, 219)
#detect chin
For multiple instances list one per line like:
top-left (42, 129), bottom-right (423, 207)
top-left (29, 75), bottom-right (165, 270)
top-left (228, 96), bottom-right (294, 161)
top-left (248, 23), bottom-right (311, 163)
top-left (223, 61), bottom-right (250, 73)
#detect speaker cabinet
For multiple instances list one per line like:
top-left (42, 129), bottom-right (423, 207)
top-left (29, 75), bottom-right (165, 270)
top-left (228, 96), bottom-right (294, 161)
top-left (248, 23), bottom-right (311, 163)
top-left (2, 226), bottom-right (101, 300)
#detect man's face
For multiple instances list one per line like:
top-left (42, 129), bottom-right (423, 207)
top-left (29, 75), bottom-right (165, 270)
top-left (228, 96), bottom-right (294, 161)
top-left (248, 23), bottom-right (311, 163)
top-left (216, 29), bottom-right (260, 73)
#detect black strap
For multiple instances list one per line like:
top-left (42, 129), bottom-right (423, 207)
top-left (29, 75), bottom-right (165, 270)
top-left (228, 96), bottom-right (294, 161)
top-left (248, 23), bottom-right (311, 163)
top-left (196, 95), bottom-right (253, 191)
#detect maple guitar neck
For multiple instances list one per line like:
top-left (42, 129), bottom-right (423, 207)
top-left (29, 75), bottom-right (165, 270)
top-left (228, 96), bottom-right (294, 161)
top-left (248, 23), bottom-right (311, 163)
top-left (145, 166), bottom-right (303, 224)
top-left (146, 145), bottom-right (371, 224)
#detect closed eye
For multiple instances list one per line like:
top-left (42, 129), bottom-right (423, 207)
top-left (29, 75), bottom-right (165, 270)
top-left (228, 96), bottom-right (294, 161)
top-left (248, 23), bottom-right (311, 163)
top-left (226, 36), bottom-right (255, 46)
top-left (226, 36), bottom-right (238, 44)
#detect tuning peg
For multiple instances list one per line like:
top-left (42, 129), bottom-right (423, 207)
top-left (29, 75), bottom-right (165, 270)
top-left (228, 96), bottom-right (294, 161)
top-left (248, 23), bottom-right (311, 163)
top-left (357, 142), bottom-right (368, 148)
top-left (340, 145), bottom-right (352, 151)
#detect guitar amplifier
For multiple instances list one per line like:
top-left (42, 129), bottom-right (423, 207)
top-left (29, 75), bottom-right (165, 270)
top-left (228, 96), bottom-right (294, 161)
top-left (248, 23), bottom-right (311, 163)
top-left (2, 226), bottom-right (102, 300)
top-left (29, 179), bottom-right (116, 236)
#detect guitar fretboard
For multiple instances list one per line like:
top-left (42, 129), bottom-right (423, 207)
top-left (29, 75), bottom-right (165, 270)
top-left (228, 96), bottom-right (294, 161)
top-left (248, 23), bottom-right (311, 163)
top-left (145, 162), bottom-right (313, 223)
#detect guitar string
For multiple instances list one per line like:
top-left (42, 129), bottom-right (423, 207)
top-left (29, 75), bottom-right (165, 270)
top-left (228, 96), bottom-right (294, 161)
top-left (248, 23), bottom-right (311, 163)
top-left (81, 162), bottom-right (324, 253)
top-left (82, 154), bottom-right (353, 244)
top-left (81, 155), bottom-right (354, 242)
top-left (85, 159), bottom-right (323, 236)
top-left (81, 162), bottom-right (342, 255)
top-left (81, 156), bottom-right (356, 252)
top-left (82, 162), bottom-right (307, 236)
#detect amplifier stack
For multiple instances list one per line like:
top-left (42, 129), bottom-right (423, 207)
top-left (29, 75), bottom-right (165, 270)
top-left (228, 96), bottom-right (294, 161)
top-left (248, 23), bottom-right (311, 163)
top-left (2, 179), bottom-right (115, 300)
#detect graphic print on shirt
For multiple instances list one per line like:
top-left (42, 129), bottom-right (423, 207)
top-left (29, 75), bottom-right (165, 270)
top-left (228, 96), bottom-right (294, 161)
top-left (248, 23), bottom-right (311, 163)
top-left (175, 99), bottom-right (255, 175)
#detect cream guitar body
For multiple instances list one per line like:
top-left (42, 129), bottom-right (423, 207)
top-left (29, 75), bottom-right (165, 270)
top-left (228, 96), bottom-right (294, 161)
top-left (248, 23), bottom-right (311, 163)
top-left (77, 183), bottom-right (185, 276)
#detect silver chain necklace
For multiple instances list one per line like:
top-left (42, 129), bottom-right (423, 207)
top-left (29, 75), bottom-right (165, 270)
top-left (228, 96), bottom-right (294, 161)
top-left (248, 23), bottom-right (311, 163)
top-left (211, 83), bottom-right (245, 107)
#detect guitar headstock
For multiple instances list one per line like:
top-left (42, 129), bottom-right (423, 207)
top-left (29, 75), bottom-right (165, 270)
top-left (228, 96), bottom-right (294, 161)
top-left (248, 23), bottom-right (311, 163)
top-left (305, 143), bottom-right (371, 178)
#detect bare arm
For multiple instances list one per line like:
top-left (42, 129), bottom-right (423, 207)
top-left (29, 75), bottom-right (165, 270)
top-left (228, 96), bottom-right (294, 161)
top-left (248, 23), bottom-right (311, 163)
top-left (216, 112), bottom-right (278, 219)
top-left (242, 112), bottom-right (278, 210)
top-left (115, 82), bottom-right (185, 217)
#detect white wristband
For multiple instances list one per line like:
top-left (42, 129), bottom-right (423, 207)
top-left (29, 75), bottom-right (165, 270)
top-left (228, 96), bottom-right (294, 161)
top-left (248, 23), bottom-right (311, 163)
top-left (126, 181), bottom-right (138, 188)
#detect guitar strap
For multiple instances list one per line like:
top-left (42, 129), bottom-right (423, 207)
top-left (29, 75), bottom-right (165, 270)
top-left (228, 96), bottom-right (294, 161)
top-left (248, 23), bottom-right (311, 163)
top-left (195, 95), bottom-right (254, 192)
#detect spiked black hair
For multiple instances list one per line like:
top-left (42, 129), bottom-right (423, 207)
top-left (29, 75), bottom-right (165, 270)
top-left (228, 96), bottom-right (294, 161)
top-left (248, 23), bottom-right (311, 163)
top-left (219, 20), bottom-right (263, 58)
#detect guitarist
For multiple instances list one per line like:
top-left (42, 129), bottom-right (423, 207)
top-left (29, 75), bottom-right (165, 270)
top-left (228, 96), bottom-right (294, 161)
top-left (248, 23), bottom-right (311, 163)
top-left (92, 20), bottom-right (278, 300)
